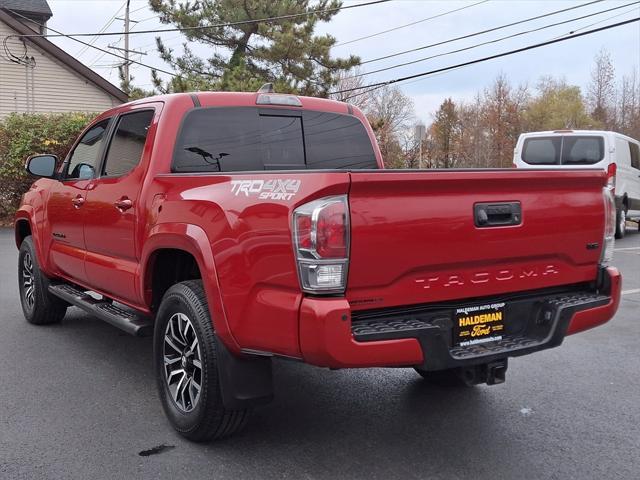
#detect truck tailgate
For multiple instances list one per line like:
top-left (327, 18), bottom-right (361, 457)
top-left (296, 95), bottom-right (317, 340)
top-left (346, 169), bottom-right (607, 310)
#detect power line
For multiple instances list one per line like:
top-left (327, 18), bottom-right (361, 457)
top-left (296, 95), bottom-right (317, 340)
top-left (373, 5), bottom-right (639, 96)
top-left (11, 0), bottom-right (392, 39)
top-left (347, 1), bottom-right (639, 80)
top-left (130, 4), bottom-right (149, 14)
top-left (333, 17), bottom-right (640, 97)
top-left (550, 4), bottom-right (640, 39)
top-left (360, 0), bottom-right (604, 65)
top-left (8, 9), bottom-right (183, 79)
top-left (88, 35), bottom-right (122, 67)
top-left (334, 0), bottom-right (489, 47)
top-left (74, 0), bottom-right (126, 57)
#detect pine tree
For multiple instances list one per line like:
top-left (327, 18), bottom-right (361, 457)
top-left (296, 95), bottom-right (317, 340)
top-left (148, 0), bottom-right (359, 95)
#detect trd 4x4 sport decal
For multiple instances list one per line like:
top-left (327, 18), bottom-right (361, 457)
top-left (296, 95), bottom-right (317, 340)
top-left (230, 179), bottom-right (301, 200)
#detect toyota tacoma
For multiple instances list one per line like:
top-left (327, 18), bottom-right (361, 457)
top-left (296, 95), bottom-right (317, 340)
top-left (14, 90), bottom-right (621, 441)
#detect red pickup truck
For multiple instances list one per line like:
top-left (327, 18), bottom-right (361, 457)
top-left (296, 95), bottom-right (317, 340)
top-left (15, 91), bottom-right (621, 442)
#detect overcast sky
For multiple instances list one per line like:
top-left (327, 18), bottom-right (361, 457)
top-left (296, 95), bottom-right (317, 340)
top-left (46, 0), bottom-right (640, 124)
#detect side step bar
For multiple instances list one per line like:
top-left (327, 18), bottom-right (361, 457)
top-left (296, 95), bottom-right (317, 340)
top-left (49, 283), bottom-right (153, 337)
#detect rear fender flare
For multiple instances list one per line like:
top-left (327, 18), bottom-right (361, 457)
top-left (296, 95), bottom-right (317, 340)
top-left (140, 223), bottom-right (239, 351)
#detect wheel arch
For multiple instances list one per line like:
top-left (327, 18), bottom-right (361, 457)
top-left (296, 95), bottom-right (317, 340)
top-left (141, 223), bottom-right (239, 351)
top-left (14, 217), bottom-right (32, 248)
top-left (14, 208), bottom-right (49, 274)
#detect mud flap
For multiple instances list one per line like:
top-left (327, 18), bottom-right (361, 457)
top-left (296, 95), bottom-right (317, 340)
top-left (214, 335), bottom-right (274, 409)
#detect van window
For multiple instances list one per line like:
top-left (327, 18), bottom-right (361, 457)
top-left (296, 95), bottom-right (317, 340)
top-left (561, 137), bottom-right (604, 164)
top-left (629, 142), bottom-right (640, 170)
top-left (521, 136), bottom-right (604, 165)
top-left (521, 137), bottom-right (561, 164)
top-left (172, 107), bottom-right (378, 172)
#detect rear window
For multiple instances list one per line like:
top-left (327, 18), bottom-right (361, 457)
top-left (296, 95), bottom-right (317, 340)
top-left (521, 136), bottom-right (604, 165)
top-left (172, 107), bottom-right (378, 172)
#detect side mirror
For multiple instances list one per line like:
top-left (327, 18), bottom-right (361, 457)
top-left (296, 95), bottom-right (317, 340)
top-left (26, 154), bottom-right (58, 178)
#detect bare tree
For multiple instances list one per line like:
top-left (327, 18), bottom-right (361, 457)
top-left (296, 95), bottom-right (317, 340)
top-left (483, 75), bottom-right (526, 167)
top-left (457, 94), bottom-right (490, 168)
top-left (367, 85), bottom-right (416, 136)
top-left (587, 48), bottom-right (616, 128)
top-left (617, 69), bottom-right (639, 138)
top-left (364, 85), bottom-right (415, 167)
top-left (330, 68), bottom-right (372, 112)
top-left (430, 98), bottom-right (461, 168)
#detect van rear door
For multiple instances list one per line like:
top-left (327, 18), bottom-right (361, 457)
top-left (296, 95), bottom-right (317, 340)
top-left (517, 134), bottom-right (607, 168)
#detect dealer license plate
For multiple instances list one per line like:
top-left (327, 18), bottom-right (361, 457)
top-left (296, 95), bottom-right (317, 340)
top-left (454, 302), bottom-right (505, 346)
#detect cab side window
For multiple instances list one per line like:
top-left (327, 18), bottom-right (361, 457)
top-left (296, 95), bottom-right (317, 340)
top-left (65, 120), bottom-right (109, 180)
top-left (102, 110), bottom-right (154, 177)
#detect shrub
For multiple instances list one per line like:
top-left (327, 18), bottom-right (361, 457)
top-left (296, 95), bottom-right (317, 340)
top-left (0, 112), bottom-right (95, 222)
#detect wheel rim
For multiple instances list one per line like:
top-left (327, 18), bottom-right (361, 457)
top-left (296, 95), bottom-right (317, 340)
top-left (620, 210), bottom-right (626, 233)
top-left (22, 252), bottom-right (35, 311)
top-left (163, 312), bottom-right (202, 412)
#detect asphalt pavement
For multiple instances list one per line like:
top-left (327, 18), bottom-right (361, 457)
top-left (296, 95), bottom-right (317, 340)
top-left (0, 226), bottom-right (638, 480)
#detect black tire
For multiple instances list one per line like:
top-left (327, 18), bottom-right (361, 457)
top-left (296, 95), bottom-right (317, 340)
top-left (615, 206), bottom-right (626, 239)
top-left (414, 367), bottom-right (473, 387)
top-left (18, 236), bottom-right (67, 325)
top-left (153, 280), bottom-right (250, 442)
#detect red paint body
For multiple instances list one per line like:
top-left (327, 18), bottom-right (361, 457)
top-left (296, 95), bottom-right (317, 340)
top-left (15, 92), bottom-right (621, 367)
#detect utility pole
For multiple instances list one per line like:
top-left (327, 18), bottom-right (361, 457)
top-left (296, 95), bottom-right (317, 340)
top-left (113, 1), bottom-right (146, 92)
top-left (414, 123), bottom-right (426, 169)
top-left (124, 0), bottom-right (130, 84)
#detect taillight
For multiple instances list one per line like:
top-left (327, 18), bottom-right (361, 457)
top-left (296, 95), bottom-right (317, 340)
top-left (601, 185), bottom-right (616, 266)
top-left (293, 195), bottom-right (349, 293)
top-left (607, 163), bottom-right (616, 192)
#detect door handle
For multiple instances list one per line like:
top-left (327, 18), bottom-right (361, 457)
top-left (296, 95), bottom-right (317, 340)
top-left (71, 196), bottom-right (85, 208)
top-left (474, 202), bottom-right (522, 227)
top-left (114, 197), bottom-right (133, 212)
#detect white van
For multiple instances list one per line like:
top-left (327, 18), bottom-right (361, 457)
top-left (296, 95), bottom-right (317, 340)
top-left (513, 130), bottom-right (640, 239)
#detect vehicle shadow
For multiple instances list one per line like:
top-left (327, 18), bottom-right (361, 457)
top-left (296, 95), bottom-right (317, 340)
top-left (46, 307), bottom-right (530, 479)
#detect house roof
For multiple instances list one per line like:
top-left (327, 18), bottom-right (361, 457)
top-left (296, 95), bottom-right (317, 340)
top-left (0, 0), bottom-right (52, 20)
top-left (0, 8), bottom-right (128, 103)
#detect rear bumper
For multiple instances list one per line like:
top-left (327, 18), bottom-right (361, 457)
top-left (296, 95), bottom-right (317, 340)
top-left (299, 267), bottom-right (621, 369)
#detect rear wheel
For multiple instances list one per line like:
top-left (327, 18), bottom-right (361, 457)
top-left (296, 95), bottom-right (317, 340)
top-left (18, 236), bottom-right (67, 325)
top-left (615, 206), bottom-right (626, 239)
top-left (154, 280), bottom-right (250, 442)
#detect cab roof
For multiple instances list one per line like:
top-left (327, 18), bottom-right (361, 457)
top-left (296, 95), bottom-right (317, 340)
top-left (123, 91), bottom-right (353, 116)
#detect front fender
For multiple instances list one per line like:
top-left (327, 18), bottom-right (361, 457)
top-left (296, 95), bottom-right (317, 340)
top-left (14, 206), bottom-right (56, 278)
top-left (140, 222), bottom-right (240, 352)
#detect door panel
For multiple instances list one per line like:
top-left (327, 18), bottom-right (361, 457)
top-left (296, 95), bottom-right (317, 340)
top-left (47, 119), bottom-right (111, 282)
top-left (84, 109), bottom-right (155, 304)
top-left (47, 179), bottom-right (91, 282)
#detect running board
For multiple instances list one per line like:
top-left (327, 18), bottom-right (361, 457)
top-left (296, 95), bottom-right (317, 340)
top-left (48, 283), bottom-right (153, 337)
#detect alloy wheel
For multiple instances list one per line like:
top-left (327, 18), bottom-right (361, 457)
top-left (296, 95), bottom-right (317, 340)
top-left (163, 312), bottom-right (203, 412)
top-left (22, 252), bottom-right (35, 311)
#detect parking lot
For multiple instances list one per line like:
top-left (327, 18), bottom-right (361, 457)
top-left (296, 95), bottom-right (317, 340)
top-left (0, 226), bottom-right (638, 480)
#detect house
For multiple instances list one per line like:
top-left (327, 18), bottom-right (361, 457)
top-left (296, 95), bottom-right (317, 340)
top-left (0, 0), bottom-right (127, 119)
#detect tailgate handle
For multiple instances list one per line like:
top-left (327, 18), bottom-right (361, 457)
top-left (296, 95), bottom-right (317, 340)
top-left (474, 202), bottom-right (521, 227)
